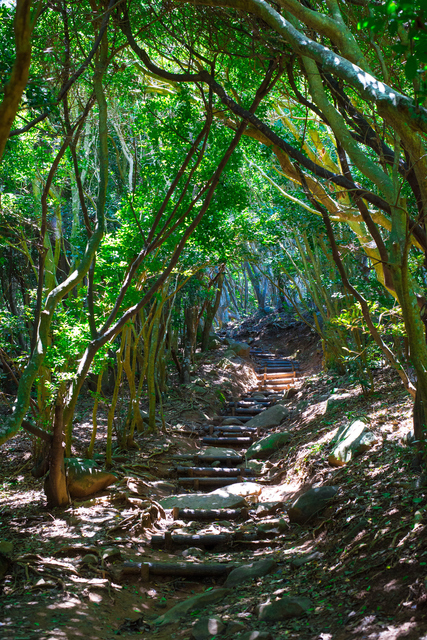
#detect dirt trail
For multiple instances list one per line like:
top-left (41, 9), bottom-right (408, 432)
top-left (1, 317), bottom-right (427, 640)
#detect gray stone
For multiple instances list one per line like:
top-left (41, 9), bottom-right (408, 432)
top-left (255, 502), bottom-right (283, 517)
top-left (199, 447), bottom-right (242, 460)
top-left (252, 393), bottom-right (267, 400)
top-left (257, 596), bottom-right (312, 621)
top-left (329, 420), bottom-right (378, 466)
top-left (80, 553), bottom-right (98, 566)
top-left (66, 458), bottom-right (117, 498)
top-left (192, 616), bottom-right (225, 640)
top-left (287, 486), bottom-right (338, 524)
top-left (224, 349), bottom-right (237, 359)
top-left (154, 588), bottom-right (230, 626)
top-left (246, 432), bottom-right (291, 460)
top-left (246, 460), bottom-right (264, 474)
top-left (229, 341), bottom-right (251, 357)
top-left (160, 486), bottom-right (246, 510)
top-left (290, 551), bottom-right (323, 567)
top-left (182, 547), bottom-right (205, 559)
top-left (325, 393), bottom-right (351, 413)
top-left (148, 480), bottom-right (175, 495)
top-left (246, 404), bottom-right (290, 429)
top-left (222, 417), bottom-right (244, 426)
top-left (285, 388), bottom-right (298, 399)
top-left (256, 518), bottom-right (288, 536)
top-left (101, 547), bottom-right (122, 562)
top-left (225, 558), bottom-right (277, 587)
top-left (239, 632), bottom-right (272, 640)
top-left (226, 621), bottom-right (246, 634)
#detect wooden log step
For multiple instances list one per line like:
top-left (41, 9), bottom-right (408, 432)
top-left (120, 561), bottom-right (234, 581)
top-left (151, 532), bottom-right (232, 548)
top-left (172, 507), bottom-right (248, 521)
top-left (251, 352), bottom-right (278, 357)
top-left (260, 383), bottom-right (294, 389)
top-left (257, 364), bottom-right (296, 369)
top-left (256, 372), bottom-right (295, 379)
top-left (257, 368), bottom-right (294, 372)
top-left (202, 425), bottom-right (259, 434)
top-left (233, 408), bottom-right (263, 415)
top-left (202, 437), bottom-right (253, 446)
top-left (175, 466), bottom-right (256, 477)
top-left (257, 359), bottom-right (298, 364)
top-left (228, 400), bottom-right (271, 407)
top-left (178, 476), bottom-right (244, 487)
top-left (232, 406), bottom-right (265, 413)
top-left (209, 431), bottom-right (259, 439)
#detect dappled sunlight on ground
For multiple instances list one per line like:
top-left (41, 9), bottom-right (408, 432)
top-left (1, 323), bottom-right (427, 639)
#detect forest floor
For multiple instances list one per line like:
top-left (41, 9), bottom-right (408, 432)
top-left (1, 312), bottom-right (427, 640)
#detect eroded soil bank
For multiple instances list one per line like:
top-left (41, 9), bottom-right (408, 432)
top-left (1, 313), bottom-right (426, 640)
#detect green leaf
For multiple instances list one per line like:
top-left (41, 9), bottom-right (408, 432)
top-left (405, 55), bottom-right (418, 80)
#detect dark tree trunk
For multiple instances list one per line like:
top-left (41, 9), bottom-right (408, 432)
top-left (44, 399), bottom-right (69, 507)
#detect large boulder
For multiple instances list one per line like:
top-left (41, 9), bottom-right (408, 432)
top-left (154, 589), bottom-right (230, 626)
top-left (257, 596), bottom-right (312, 621)
top-left (198, 447), bottom-right (242, 460)
top-left (159, 484), bottom-right (252, 510)
top-left (225, 558), bottom-right (277, 587)
top-left (192, 616), bottom-right (226, 640)
top-left (66, 458), bottom-right (117, 499)
top-left (287, 486), bottom-right (338, 524)
top-left (229, 341), bottom-right (251, 358)
top-left (328, 420), bottom-right (378, 467)
top-left (246, 432), bottom-right (291, 460)
top-left (246, 404), bottom-right (290, 429)
top-left (325, 392), bottom-right (351, 413)
top-left (222, 417), bottom-right (244, 426)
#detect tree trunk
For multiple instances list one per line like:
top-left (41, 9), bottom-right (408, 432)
top-left (201, 271), bottom-right (224, 351)
top-left (44, 399), bottom-right (69, 507)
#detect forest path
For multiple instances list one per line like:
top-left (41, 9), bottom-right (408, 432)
top-left (1, 325), bottom-right (426, 640)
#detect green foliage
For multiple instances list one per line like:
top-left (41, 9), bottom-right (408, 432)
top-left (358, 0), bottom-right (427, 102)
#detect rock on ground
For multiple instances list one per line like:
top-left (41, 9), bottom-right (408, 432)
top-left (225, 558), bottom-right (277, 587)
top-left (246, 431), bottom-right (291, 460)
top-left (229, 340), bottom-right (251, 357)
top-left (257, 596), bottom-right (312, 621)
top-left (246, 404), bottom-right (290, 429)
top-left (191, 616), bottom-right (226, 640)
top-left (198, 447), bottom-right (242, 460)
top-left (287, 485), bottom-right (338, 524)
top-left (66, 458), bottom-right (117, 499)
top-left (222, 417), bottom-right (244, 425)
top-left (159, 483), bottom-right (260, 510)
top-left (325, 392), bottom-right (352, 413)
top-left (328, 420), bottom-right (378, 466)
top-left (290, 551), bottom-right (323, 567)
top-left (153, 588), bottom-right (230, 626)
